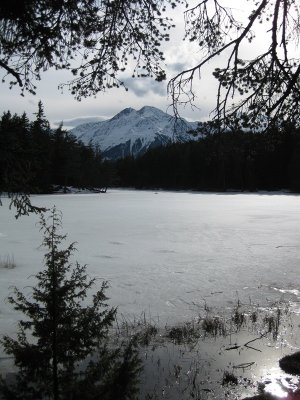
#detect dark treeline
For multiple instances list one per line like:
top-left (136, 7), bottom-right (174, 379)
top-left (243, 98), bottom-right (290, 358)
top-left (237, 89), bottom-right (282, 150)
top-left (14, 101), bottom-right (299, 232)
top-left (113, 125), bottom-right (300, 192)
top-left (2, 105), bottom-right (300, 194)
top-left (0, 102), bottom-right (111, 194)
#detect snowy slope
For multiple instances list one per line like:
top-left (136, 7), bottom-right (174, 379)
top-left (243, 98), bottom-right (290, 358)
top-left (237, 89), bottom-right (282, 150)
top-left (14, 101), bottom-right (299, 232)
top-left (70, 106), bottom-right (200, 159)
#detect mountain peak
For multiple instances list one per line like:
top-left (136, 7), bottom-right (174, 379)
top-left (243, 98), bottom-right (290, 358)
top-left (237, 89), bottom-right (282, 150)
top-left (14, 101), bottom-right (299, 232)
top-left (137, 106), bottom-right (167, 117)
top-left (71, 106), bottom-right (200, 160)
top-left (112, 107), bottom-right (136, 120)
top-left (138, 105), bottom-right (161, 113)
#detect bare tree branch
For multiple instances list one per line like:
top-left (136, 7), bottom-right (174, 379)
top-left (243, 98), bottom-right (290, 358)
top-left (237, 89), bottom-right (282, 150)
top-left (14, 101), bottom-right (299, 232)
top-left (168, 0), bottom-right (300, 128)
top-left (0, 59), bottom-right (22, 87)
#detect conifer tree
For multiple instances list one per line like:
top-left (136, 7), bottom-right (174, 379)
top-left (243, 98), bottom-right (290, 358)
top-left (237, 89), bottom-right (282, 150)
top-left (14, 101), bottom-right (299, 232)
top-left (0, 208), bottom-right (141, 400)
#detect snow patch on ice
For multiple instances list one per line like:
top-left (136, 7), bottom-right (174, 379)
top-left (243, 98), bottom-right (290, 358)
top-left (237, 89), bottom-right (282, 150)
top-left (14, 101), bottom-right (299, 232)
top-left (273, 288), bottom-right (300, 297)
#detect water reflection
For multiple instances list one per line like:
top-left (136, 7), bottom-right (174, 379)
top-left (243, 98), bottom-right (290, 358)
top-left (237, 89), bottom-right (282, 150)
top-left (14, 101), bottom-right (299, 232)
top-left (250, 367), bottom-right (300, 399)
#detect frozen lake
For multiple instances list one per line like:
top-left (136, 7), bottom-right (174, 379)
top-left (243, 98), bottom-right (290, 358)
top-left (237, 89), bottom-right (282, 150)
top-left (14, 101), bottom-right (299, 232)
top-left (1, 189), bottom-right (300, 334)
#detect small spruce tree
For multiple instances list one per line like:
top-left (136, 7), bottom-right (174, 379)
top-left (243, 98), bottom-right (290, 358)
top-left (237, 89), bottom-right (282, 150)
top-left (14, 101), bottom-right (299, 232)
top-left (0, 208), bottom-right (141, 400)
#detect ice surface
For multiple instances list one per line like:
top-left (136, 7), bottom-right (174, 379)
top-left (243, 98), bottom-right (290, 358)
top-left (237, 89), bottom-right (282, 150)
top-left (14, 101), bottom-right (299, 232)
top-left (1, 189), bottom-right (300, 343)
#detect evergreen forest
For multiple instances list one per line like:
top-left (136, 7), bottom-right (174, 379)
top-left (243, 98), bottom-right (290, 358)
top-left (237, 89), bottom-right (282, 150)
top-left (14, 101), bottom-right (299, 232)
top-left (0, 103), bottom-right (111, 196)
top-left (114, 125), bottom-right (300, 192)
top-left (1, 105), bottom-right (300, 195)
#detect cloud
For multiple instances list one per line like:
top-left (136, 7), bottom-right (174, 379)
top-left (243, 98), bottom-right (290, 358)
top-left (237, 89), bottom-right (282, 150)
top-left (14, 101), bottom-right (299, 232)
top-left (122, 77), bottom-right (167, 98)
top-left (54, 115), bottom-right (108, 128)
top-left (28, 99), bottom-right (37, 106)
top-left (167, 62), bottom-right (188, 73)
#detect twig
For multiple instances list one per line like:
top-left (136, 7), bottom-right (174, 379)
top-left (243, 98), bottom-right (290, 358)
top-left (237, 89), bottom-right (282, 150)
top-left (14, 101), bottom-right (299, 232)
top-left (233, 362), bottom-right (255, 370)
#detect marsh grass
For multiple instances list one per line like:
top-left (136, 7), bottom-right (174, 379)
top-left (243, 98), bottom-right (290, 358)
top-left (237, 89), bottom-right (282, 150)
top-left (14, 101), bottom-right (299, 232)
top-left (0, 255), bottom-right (16, 269)
top-left (115, 313), bottom-right (159, 347)
top-left (202, 315), bottom-right (227, 336)
top-left (2, 293), bottom-right (292, 399)
top-left (114, 300), bottom-right (294, 400)
top-left (1, 295), bottom-right (294, 400)
top-left (232, 307), bottom-right (246, 330)
top-left (263, 308), bottom-right (281, 339)
top-left (166, 321), bottom-right (201, 344)
top-left (222, 370), bottom-right (238, 386)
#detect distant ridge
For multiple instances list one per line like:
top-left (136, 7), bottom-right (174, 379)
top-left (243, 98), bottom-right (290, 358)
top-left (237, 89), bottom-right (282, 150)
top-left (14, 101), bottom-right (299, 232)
top-left (70, 106), bottom-right (201, 160)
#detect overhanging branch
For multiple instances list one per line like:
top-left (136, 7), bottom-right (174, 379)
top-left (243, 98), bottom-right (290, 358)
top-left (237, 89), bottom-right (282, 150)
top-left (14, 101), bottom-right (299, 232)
top-left (0, 59), bottom-right (23, 87)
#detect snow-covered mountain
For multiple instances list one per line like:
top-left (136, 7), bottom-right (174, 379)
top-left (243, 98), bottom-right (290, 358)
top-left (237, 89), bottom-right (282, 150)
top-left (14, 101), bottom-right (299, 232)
top-left (70, 106), bottom-right (200, 159)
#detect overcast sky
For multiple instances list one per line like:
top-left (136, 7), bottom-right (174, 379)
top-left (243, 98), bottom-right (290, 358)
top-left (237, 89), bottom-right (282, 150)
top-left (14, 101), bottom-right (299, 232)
top-left (0, 1), bottom-right (262, 128)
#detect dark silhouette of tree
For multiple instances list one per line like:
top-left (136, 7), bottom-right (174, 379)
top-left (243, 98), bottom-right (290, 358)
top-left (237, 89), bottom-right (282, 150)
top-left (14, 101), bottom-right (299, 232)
top-left (0, 105), bottom-right (114, 216)
top-left (0, 208), bottom-right (141, 400)
top-left (0, 109), bottom-right (47, 216)
top-left (113, 124), bottom-right (300, 192)
top-left (29, 101), bottom-right (53, 193)
top-left (1, 1), bottom-right (299, 127)
top-left (168, 0), bottom-right (300, 128)
top-left (0, 0), bottom-right (181, 98)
